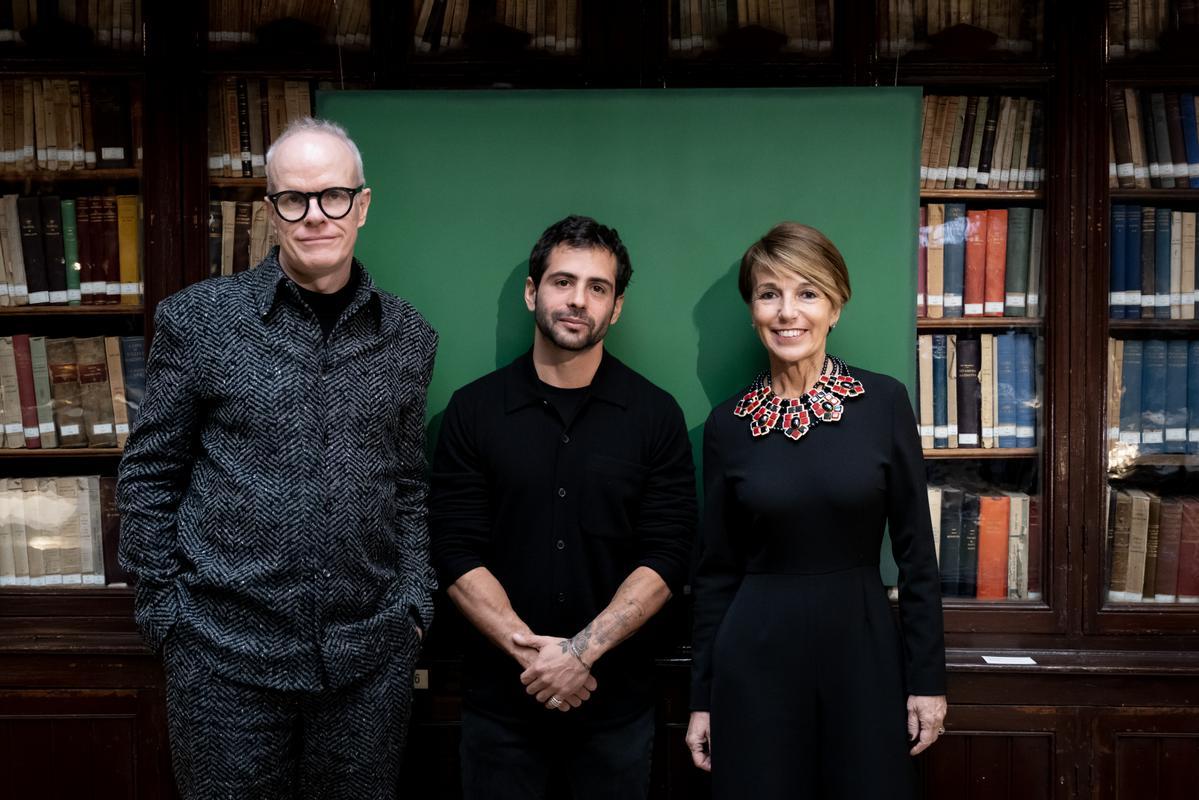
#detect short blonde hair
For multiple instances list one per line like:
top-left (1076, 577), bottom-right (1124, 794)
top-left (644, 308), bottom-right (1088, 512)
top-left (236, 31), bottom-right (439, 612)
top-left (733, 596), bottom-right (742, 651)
top-left (738, 222), bottom-right (852, 310)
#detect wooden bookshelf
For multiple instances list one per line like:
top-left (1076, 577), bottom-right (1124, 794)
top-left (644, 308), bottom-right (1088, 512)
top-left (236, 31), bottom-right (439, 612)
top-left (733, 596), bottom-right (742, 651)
top-left (924, 448), bottom-right (1040, 460)
top-left (0, 305), bottom-right (144, 317)
top-left (918, 317), bottom-right (1043, 330)
top-left (0, 168), bottom-right (140, 182)
top-left (1109, 320), bottom-right (1199, 333)
top-left (920, 189), bottom-right (1044, 200)
top-left (1109, 189), bottom-right (1199, 202)
top-left (209, 177), bottom-right (267, 188)
top-left (0, 448), bottom-right (123, 458)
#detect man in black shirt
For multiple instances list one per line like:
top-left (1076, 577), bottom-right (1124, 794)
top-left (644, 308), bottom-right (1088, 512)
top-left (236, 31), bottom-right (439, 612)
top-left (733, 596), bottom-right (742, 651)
top-left (430, 215), bottom-right (696, 800)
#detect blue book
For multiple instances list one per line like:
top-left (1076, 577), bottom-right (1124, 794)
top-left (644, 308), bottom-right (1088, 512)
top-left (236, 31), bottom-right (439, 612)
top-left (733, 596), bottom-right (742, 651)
top-left (995, 332), bottom-right (1017, 448)
top-left (1014, 334), bottom-right (1036, 447)
top-left (942, 204), bottom-right (967, 318)
top-left (1140, 339), bottom-right (1167, 454)
top-left (119, 335), bottom-right (147, 429)
top-left (932, 334), bottom-right (948, 448)
top-left (1188, 341), bottom-right (1199, 455)
top-left (1126, 204), bottom-right (1142, 318)
top-left (1181, 93), bottom-right (1199, 189)
top-left (1111, 205), bottom-right (1127, 319)
top-left (1155, 208), bottom-right (1172, 320)
top-left (1165, 340), bottom-right (1189, 454)
top-left (1119, 339), bottom-right (1143, 448)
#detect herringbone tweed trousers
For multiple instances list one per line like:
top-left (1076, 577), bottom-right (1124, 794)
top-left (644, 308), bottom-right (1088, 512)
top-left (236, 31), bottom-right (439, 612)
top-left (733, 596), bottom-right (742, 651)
top-left (162, 627), bottom-right (420, 799)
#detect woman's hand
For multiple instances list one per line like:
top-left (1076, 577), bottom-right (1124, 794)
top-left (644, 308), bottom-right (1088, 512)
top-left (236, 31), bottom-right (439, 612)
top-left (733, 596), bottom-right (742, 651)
top-left (907, 694), bottom-right (948, 755)
top-left (685, 711), bottom-right (712, 771)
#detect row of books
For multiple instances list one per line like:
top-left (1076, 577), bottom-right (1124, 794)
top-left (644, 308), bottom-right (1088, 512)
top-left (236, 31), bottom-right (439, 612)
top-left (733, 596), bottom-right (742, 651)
top-left (917, 332), bottom-right (1039, 450)
top-left (207, 200), bottom-right (276, 278)
top-left (0, 78), bottom-right (138, 173)
top-left (1107, 0), bottom-right (1193, 59)
top-left (878, 0), bottom-right (1043, 57)
top-left (1108, 89), bottom-right (1199, 190)
top-left (0, 1), bottom-right (141, 51)
top-left (1105, 489), bottom-right (1199, 603)
top-left (208, 0), bottom-right (370, 49)
top-left (413, 0), bottom-right (582, 54)
top-left (667, 0), bottom-right (835, 55)
top-left (1106, 339), bottom-right (1199, 456)
top-left (207, 78), bottom-right (313, 179)
top-left (0, 475), bottom-right (125, 587)
top-left (930, 486), bottom-right (1041, 600)
top-left (920, 95), bottom-right (1045, 192)
top-left (0, 194), bottom-right (141, 306)
top-left (1109, 206), bottom-right (1198, 320)
top-left (918, 205), bottom-right (1043, 319)
top-left (0, 335), bottom-right (143, 450)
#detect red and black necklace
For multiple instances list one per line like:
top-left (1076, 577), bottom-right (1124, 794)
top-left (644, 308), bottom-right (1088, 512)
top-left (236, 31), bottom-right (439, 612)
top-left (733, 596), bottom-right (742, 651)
top-left (733, 355), bottom-right (865, 441)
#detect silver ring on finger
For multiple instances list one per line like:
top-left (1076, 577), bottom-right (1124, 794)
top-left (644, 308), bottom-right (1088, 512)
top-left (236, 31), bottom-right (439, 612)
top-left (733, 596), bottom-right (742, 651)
top-left (547, 696), bottom-right (562, 709)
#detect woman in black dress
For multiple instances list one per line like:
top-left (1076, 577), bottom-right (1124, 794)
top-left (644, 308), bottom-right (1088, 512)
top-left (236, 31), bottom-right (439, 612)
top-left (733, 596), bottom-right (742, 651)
top-left (685, 223), bottom-right (947, 798)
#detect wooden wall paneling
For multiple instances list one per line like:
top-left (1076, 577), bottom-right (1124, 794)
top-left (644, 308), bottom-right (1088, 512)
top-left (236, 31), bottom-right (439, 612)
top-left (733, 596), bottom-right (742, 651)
top-left (1092, 707), bottom-right (1199, 800)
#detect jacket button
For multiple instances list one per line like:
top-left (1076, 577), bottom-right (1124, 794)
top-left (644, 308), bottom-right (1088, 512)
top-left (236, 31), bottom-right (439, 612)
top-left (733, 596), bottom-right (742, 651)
top-left (556, 539), bottom-right (565, 550)
top-left (556, 593), bottom-right (566, 603)
top-left (561, 433), bottom-right (570, 444)
top-left (557, 487), bottom-right (566, 498)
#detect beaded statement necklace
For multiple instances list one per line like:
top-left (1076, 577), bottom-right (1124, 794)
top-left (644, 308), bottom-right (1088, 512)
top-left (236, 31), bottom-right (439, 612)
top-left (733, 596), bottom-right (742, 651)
top-left (733, 355), bottom-right (865, 441)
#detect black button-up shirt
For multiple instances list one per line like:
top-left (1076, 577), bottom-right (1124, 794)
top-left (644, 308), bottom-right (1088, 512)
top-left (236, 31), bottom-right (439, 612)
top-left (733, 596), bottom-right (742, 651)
top-left (430, 351), bottom-right (696, 724)
top-left (117, 248), bottom-right (439, 691)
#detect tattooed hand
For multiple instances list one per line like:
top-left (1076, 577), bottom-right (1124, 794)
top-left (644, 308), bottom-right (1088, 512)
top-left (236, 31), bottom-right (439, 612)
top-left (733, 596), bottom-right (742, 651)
top-left (512, 632), bottom-right (598, 712)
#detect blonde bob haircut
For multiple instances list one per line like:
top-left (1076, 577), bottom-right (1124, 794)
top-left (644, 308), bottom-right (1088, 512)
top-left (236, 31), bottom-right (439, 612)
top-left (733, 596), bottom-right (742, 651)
top-left (737, 222), bottom-right (852, 311)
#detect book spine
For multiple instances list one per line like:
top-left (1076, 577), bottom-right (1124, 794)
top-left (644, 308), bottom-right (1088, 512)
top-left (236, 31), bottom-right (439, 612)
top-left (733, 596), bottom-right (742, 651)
top-left (1181, 92), bottom-right (1199, 188)
top-left (0, 337), bottom-right (24, 447)
top-left (932, 333), bottom-right (948, 448)
top-left (10, 335), bottom-right (40, 448)
top-left (1111, 204), bottom-right (1128, 318)
top-left (939, 487), bottom-right (963, 597)
top-left (1154, 207), bottom-right (1172, 319)
top-left (955, 336), bottom-right (981, 448)
top-left (976, 494), bottom-right (1010, 600)
top-left (16, 196), bottom-right (48, 304)
top-left (1003, 207), bottom-right (1031, 317)
top-left (104, 336), bottom-right (129, 447)
top-left (1140, 339), bottom-right (1167, 454)
top-left (99, 195), bottom-right (119, 303)
top-left (28, 336), bottom-right (56, 447)
top-left (1143, 495), bottom-right (1162, 601)
top-left (116, 194), bottom-right (139, 302)
top-left (1180, 499), bottom-right (1199, 602)
top-left (984, 209), bottom-right (1008, 316)
top-left (1140, 206), bottom-right (1156, 318)
top-left (958, 492), bottom-right (980, 597)
top-left (926, 203), bottom-right (945, 318)
top-left (39, 195), bottom-right (67, 303)
top-left (917, 206), bottom-right (927, 317)
top-left (995, 332), bottom-right (1017, 448)
top-left (119, 335), bottom-right (146, 429)
top-left (60, 199), bottom-right (80, 304)
top-left (1165, 339), bottom-right (1189, 453)
top-left (1014, 333), bottom-right (1036, 447)
top-left (1109, 490), bottom-right (1132, 600)
top-left (918, 334), bottom-right (934, 449)
top-left (963, 210), bottom-right (987, 316)
top-left (941, 203), bottom-right (966, 318)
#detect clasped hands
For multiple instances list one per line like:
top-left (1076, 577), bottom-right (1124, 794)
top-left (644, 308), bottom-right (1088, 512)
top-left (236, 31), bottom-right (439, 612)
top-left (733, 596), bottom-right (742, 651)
top-left (513, 632), bottom-right (597, 713)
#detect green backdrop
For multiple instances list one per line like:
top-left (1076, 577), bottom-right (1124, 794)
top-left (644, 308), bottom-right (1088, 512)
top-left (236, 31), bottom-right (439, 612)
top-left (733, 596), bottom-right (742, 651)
top-left (319, 88), bottom-right (922, 580)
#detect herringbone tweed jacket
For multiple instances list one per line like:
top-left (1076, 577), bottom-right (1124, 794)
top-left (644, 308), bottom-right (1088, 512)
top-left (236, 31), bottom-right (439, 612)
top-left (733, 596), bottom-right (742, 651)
top-left (118, 248), bottom-right (439, 691)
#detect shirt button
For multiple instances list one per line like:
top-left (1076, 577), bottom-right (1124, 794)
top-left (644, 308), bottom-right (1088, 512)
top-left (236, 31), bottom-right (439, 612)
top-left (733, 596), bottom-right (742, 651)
top-left (556, 593), bottom-right (566, 603)
top-left (556, 539), bottom-right (565, 550)
top-left (557, 487), bottom-right (566, 498)
top-left (561, 433), bottom-right (570, 444)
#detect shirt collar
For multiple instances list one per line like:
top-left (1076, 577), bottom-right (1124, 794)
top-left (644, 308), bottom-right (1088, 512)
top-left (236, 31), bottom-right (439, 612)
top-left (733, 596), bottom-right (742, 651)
top-left (504, 348), bottom-right (631, 414)
top-left (253, 246), bottom-right (386, 327)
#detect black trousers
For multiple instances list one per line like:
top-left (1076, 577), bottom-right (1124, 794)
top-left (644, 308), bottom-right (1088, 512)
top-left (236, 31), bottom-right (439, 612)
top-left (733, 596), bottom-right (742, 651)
top-left (162, 632), bottom-right (417, 800)
top-left (459, 706), bottom-right (655, 800)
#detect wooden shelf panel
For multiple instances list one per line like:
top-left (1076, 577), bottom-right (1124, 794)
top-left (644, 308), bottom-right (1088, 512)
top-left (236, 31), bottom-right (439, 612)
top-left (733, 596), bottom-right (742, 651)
top-left (0, 448), bottom-right (123, 457)
top-left (1109, 189), bottom-right (1199, 202)
top-left (892, 61), bottom-right (1054, 87)
top-left (1110, 454), bottom-right (1199, 469)
top-left (1109, 320), bottom-right (1199, 333)
top-left (0, 168), bottom-right (140, 182)
top-left (918, 317), bottom-right (1043, 330)
top-left (0, 305), bottom-right (143, 317)
top-left (920, 189), bottom-right (1043, 200)
top-left (209, 177), bottom-right (266, 188)
top-left (924, 448), bottom-right (1039, 460)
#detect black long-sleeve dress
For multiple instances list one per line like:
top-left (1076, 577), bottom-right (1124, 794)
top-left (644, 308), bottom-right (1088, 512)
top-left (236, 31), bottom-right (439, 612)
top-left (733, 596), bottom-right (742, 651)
top-left (690, 362), bottom-right (946, 799)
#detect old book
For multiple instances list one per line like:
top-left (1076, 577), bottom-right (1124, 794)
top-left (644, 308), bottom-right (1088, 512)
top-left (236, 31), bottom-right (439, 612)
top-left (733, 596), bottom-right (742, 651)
top-left (956, 337), bottom-right (981, 447)
top-left (220, 199), bottom-right (235, 276)
top-left (116, 194), bottom-right (139, 303)
top-left (1108, 489), bottom-right (1133, 601)
top-left (925, 203), bottom-right (945, 318)
top-left (104, 336), bottom-right (129, 447)
top-left (942, 96), bottom-right (966, 190)
top-left (207, 201), bottom-right (222, 278)
top-left (76, 195), bottom-right (97, 302)
top-left (60, 198), bottom-right (80, 304)
top-left (939, 487), bottom-right (963, 596)
top-left (966, 96), bottom-right (989, 189)
top-left (918, 334), bottom-right (934, 448)
top-left (0, 337), bottom-right (24, 448)
top-left (53, 477), bottom-right (83, 584)
top-left (1143, 493), bottom-right (1162, 601)
top-left (1125, 87), bottom-right (1150, 189)
top-left (249, 200), bottom-right (270, 266)
top-left (223, 77), bottom-right (240, 177)
top-left (0, 481), bottom-right (13, 584)
top-left (28, 336), bottom-right (56, 447)
top-left (99, 476), bottom-right (131, 585)
top-left (1182, 212), bottom-right (1197, 321)
top-left (1004, 207), bottom-right (1031, 316)
top-left (952, 95), bottom-right (978, 189)
top-left (83, 476), bottom-right (104, 584)
top-left (80, 80), bottom-right (95, 167)
top-left (39, 195), bottom-right (67, 303)
top-left (976, 494), bottom-right (1011, 600)
top-left (1141, 338), bottom-right (1167, 454)
top-left (984, 209), bottom-right (1008, 316)
top-left (958, 492), bottom-right (980, 597)
top-left (942, 204), bottom-right (966, 318)
top-left (207, 77), bottom-right (225, 175)
top-left (934, 96), bottom-right (959, 189)
top-left (11, 335), bottom-right (40, 448)
top-left (45, 337), bottom-right (86, 447)
top-left (235, 78), bottom-right (252, 177)
top-left (1166, 339), bottom-right (1188, 453)
top-left (917, 206), bottom-right (927, 316)
top-left (1123, 488), bottom-right (1152, 600)
top-left (1108, 338), bottom-right (1124, 451)
top-left (979, 333), bottom-right (995, 447)
top-left (73, 336), bottom-right (117, 448)
top-left (963, 210), bottom-right (987, 316)
top-left (919, 95), bottom-right (937, 188)
top-left (1155, 498), bottom-right (1183, 602)
top-left (1028, 208), bottom-right (1044, 318)
top-left (16, 195), bottom-right (48, 304)
top-left (97, 195), bottom-right (119, 303)
top-left (119, 335), bottom-right (145, 429)
top-left (1170, 209), bottom-right (1182, 318)
top-left (6, 478), bottom-right (29, 584)
top-left (1178, 497), bottom-right (1199, 603)
top-left (1165, 93), bottom-right (1188, 189)
top-left (2, 194), bottom-right (27, 305)
top-left (22, 479), bottom-right (49, 585)
top-left (932, 334), bottom-right (948, 448)
top-left (233, 200), bottom-right (252, 272)
top-left (946, 334), bottom-right (958, 447)
top-left (90, 79), bottom-right (131, 168)
top-left (975, 95), bottom-right (1002, 188)
top-left (245, 78), bottom-right (266, 178)
top-left (1006, 492), bottom-right (1030, 599)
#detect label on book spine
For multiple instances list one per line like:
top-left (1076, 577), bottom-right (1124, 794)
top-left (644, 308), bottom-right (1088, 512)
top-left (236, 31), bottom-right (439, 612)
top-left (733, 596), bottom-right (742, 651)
top-left (959, 433), bottom-right (979, 446)
top-left (1120, 431), bottom-right (1141, 444)
top-left (1118, 163), bottom-right (1134, 178)
top-left (1176, 162), bottom-right (1188, 177)
top-left (1142, 294), bottom-right (1156, 308)
top-left (105, 284), bottom-right (121, 296)
top-left (967, 167), bottom-right (978, 180)
top-left (0, 284), bottom-right (8, 297)
top-left (1190, 429), bottom-right (1199, 442)
top-left (60, 424), bottom-right (80, 436)
top-left (27, 291), bottom-right (49, 304)
top-left (1162, 163), bottom-right (1176, 179)
top-left (1142, 430), bottom-right (1164, 444)
top-left (208, 156), bottom-right (223, 170)
top-left (67, 289), bottom-right (80, 302)
top-left (965, 303), bottom-right (984, 315)
top-left (948, 424), bottom-right (959, 436)
top-left (917, 293), bottom-right (925, 306)
top-left (101, 147), bottom-right (126, 160)
top-left (944, 294), bottom-right (963, 310)
top-left (4, 422), bottom-right (22, 434)
top-left (1166, 428), bottom-right (1187, 441)
top-left (12, 284), bottom-right (27, 298)
top-left (1150, 163), bottom-right (1162, 179)
top-left (1027, 293), bottom-right (1039, 308)
top-left (920, 166), bottom-right (928, 180)
top-left (1190, 164), bottom-right (1199, 178)
top-left (1185, 292), bottom-right (1197, 306)
top-left (982, 425), bottom-right (995, 438)
top-left (92, 423), bottom-right (113, 435)
top-left (927, 293), bottom-right (945, 306)
top-left (252, 155), bottom-right (264, 168)
top-left (1109, 425), bottom-right (1120, 440)
top-left (996, 424), bottom-right (1017, 437)
top-left (73, 146), bottom-right (83, 163)
top-left (38, 422), bottom-right (54, 434)
top-left (1135, 166), bottom-right (1149, 180)
top-left (919, 425), bottom-right (934, 437)
top-left (976, 172), bottom-right (990, 186)
top-left (48, 291), bottom-right (67, 303)
top-left (934, 426), bottom-right (948, 439)
top-left (1017, 425), bottom-right (1035, 438)
top-left (85, 151), bottom-right (96, 166)
top-left (984, 301), bottom-right (1004, 313)
top-left (1110, 163), bottom-right (1118, 177)
top-left (116, 423), bottom-right (130, 434)
top-left (1006, 294), bottom-right (1026, 308)
top-left (81, 281), bottom-right (101, 295)
top-left (22, 426), bottom-right (37, 438)
top-left (120, 283), bottom-right (139, 295)
top-left (1157, 294), bottom-right (1171, 307)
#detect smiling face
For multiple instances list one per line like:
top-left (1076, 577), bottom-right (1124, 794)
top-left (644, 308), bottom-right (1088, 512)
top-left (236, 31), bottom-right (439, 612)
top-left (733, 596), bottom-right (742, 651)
top-left (267, 130), bottom-right (371, 287)
top-left (749, 266), bottom-right (841, 372)
top-left (525, 244), bottom-right (624, 353)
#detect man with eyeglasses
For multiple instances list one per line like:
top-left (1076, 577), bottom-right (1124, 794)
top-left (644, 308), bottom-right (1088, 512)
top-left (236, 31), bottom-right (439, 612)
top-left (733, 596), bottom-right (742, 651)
top-left (118, 117), bottom-right (437, 799)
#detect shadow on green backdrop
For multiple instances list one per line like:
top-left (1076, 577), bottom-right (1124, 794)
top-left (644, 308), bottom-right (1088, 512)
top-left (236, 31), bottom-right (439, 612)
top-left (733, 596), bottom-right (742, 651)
top-left (320, 88), bottom-right (922, 582)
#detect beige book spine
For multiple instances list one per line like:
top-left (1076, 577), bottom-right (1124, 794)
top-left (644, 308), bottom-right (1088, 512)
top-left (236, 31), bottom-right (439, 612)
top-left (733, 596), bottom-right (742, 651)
top-left (105, 336), bottom-right (129, 447)
top-left (980, 333), bottom-right (995, 447)
top-left (1182, 212), bottom-right (1196, 321)
top-left (54, 477), bottom-right (84, 584)
top-left (947, 334), bottom-right (958, 447)
top-left (918, 335), bottom-right (934, 449)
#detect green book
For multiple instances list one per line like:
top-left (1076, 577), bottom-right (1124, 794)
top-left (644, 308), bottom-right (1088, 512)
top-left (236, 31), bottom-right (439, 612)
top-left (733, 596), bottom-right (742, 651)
top-left (28, 336), bottom-right (56, 448)
top-left (60, 199), bottom-right (80, 306)
top-left (1004, 207), bottom-right (1032, 317)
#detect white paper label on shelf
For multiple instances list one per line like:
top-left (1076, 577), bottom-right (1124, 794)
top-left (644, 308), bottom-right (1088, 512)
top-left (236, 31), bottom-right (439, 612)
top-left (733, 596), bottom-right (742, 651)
top-left (959, 433), bottom-right (979, 446)
top-left (934, 426), bottom-right (948, 439)
top-left (967, 167), bottom-right (979, 181)
top-left (984, 301), bottom-right (1004, 314)
top-left (964, 303), bottom-right (984, 315)
top-left (981, 655), bottom-right (1036, 665)
top-left (944, 294), bottom-right (963, 310)
top-left (60, 424), bottom-right (80, 436)
top-left (101, 146), bottom-right (126, 161)
top-left (927, 294), bottom-right (944, 307)
top-left (947, 425), bottom-right (959, 437)
top-left (4, 422), bottom-right (22, 434)
top-left (208, 156), bottom-right (223, 170)
top-left (982, 425), bottom-right (995, 438)
top-left (1166, 428), bottom-right (1187, 441)
top-left (1027, 293), bottom-right (1039, 308)
top-left (1142, 430), bottom-right (1164, 444)
top-left (1017, 425), bottom-right (1035, 438)
top-left (1109, 291), bottom-right (1123, 306)
top-left (27, 291), bottom-right (49, 304)
top-left (1135, 166), bottom-right (1149, 180)
top-left (920, 166), bottom-right (928, 180)
top-left (38, 422), bottom-right (54, 434)
top-left (1156, 293), bottom-right (1171, 307)
top-left (1005, 293), bottom-right (1026, 308)
top-left (1190, 429), bottom-right (1199, 442)
top-left (92, 423), bottom-right (113, 435)
top-left (116, 423), bottom-right (130, 435)
top-left (975, 172), bottom-right (990, 187)
top-left (48, 290), bottom-right (67, 303)
top-left (22, 427), bottom-right (38, 439)
top-left (1141, 294), bottom-right (1156, 308)
top-left (121, 282), bottom-right (139, 295)
top-left (1185, 292), bottom-right (1197, 306)
top-left (919, 425), bottom-right (934, 437)
top-left (84, 151), bottom-right (96, 166)
top-left (67, 289), bottom-right (81, 302)
top-left (996, 424), bottom-right (1017, 437)
top-left (917, 293), bottom-right (925, 307)
top-left (252, 155), bottom-right (264, 168)
top-left (105, 284), bottom-right (121, 295)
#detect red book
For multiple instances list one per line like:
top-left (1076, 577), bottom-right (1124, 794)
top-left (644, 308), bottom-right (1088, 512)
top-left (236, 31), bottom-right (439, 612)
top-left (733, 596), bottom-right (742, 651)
top-left (1178, 498), bottom-right (1199, 603)
top-left (983, 209), bottom-right (1008, 316)
top-left (76, 196), bottom-right (95, 304)
top-left (97, 196), bottom-right (120, 305)
top-left (963, 210), bottom-right (987, 317)
top-left (977, 494), bottom-right (1011, 599)
top-left (917, 206), bottom-right (927, 317)
top-left (10, 334), bottom-right (40, 448)
top-left (1027, 496), bottom-right (1042, 600)
top-left (1154, 498), bottom-right (1183, 602)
